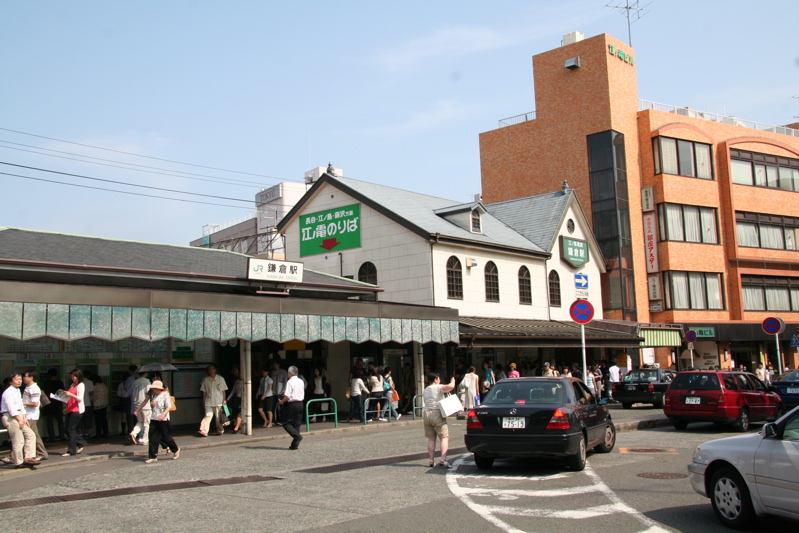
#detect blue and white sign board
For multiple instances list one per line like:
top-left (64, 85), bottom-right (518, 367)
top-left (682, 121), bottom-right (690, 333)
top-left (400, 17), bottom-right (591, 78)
top-left (575, 274), bottom-right (588, 289)
top-left (791, 335), bottom-right (799, 348)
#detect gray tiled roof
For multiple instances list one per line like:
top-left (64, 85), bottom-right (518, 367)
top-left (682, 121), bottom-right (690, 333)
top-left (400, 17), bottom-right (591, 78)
top-left (459, 316), bottom-right (643, 341)
top-left (326, 176), bottom-right (546, 253)
top-left (484, 190), bottom-right (573, 251)
top-left (0, 227), bottom-right (374, 289)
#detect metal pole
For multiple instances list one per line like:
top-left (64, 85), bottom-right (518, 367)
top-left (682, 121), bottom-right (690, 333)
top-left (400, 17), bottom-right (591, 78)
top-left (690, 348), bottom-right (694, 368)
top-left (581, 323), bottom-right (587, 381)
top-left (241, 340), bottom-right (252, 436)
top-left (775, 333), bottom-right (782, 374)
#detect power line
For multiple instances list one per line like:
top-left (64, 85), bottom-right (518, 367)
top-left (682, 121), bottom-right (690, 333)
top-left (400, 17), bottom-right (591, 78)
top-left (0, 126), bottom-right (299, 182)
top-left (0, 161), bottom-right (255, 203)
top-left (0, 142), bottom-right (262, 189)
top-left (1, 170), bottom-right (254, 209)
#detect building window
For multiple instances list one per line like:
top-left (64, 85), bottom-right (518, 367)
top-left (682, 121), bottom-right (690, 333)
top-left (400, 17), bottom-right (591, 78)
top-left (658, 203), bottom-right (718, 244)
top-left (662, 271), bottom-right (724, 310)
top-left (471, 210), bottom-right (482, 233)
top-left (652, 137), bottom-right (713, 179)
top-left (358, 262), bottom-right (377, 285)
top-left (518, 266), bottom-right (532, 305)
top-left (485, 261), bottom-right (499, 302)
top-left (736, 212), bottom-right (799, 250)
top-left (741, 275), bottom-right (799, 311)
top-left (446, 256), bottom-right (463, 300)
top-left (730, 148), bottom-right (799, 192)
top-left (548, 270), bottom-right (561, 307)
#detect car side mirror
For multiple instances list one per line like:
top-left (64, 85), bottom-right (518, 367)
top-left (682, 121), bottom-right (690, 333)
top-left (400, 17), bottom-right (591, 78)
top-left (763, 423), bottom-right (779, 439)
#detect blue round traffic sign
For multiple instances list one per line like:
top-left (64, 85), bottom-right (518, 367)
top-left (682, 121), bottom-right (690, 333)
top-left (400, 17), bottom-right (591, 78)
top-left (685, 330), bottom-right (697, 342)
top-left (569, 300), bottom-right (594, 324)
top-left (762, 316), bottom-right (785, 335)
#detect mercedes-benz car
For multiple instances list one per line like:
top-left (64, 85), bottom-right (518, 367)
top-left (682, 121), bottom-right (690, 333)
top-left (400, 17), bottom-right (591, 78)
top-left (464, 377), bottom-right (615, 471)
top-left (688, 405), bottom-right (799, 529)
top-left (771, 369), bottom-right (799, 411)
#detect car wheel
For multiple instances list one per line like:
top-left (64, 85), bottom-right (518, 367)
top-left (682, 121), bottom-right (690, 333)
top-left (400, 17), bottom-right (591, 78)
top-left (567, 433), bottom-right (587, 471)
top-left (673, 419), bottom-right (688, 430)
top-left (621, 402), bottom-right (632, 409)
top-left (710, 466), bottom-right (756, 530)
top-left (594, 422), bottom-right (616, 453)
top-left (473, 454), bottom-right (494, 470)
top-left (734, 409), bottom-right (749, 432)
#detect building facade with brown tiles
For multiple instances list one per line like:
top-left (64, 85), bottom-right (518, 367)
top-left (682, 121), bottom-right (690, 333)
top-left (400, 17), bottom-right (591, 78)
top-left (480, 32), bottom-right (799, 372)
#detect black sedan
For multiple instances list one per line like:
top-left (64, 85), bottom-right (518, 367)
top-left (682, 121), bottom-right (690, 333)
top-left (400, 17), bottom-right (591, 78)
top-left (772, 370), bottom-right (799, 410)
top-left (612, 368), bottom-right (675, 409)
top-left (465, 377), bottom-right (615, 471)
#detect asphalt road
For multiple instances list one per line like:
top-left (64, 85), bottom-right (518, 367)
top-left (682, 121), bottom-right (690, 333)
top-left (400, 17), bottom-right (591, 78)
top-left (0, 413), bottom-right (794, 532)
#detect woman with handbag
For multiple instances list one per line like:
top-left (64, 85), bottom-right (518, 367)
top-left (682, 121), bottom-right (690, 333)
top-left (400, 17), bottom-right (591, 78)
top-left (481, 361), bottom-right (495, 397)
top-left (308, 368), bottom-right (329, 423)
top-left (461, 366), bottom-right (479, 410)
top-left (366, 368), bottom-right (385, 422)
top-left (422, 372), bottom-right (456, 468)
top-left (380, 367), bottom-right (401, 421)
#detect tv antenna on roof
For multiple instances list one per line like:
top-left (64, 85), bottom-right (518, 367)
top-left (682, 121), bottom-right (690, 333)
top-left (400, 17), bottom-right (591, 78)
top-left (605, 0), bottom-right (652, 47)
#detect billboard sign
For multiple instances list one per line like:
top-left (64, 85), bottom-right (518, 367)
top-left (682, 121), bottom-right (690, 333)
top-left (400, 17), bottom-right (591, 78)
top-left (299, 204), bottom-right (361, 257)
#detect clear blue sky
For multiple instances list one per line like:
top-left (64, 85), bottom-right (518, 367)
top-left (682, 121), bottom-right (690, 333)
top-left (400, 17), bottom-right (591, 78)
top-left (2, 1), bottom-right (797, 245)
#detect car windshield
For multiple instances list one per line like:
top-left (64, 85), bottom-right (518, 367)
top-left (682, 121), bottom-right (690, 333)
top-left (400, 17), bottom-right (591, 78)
top-left (624, 370), bottom-right (659, 382)
top-left (670, 373), bottom-right (721, 390)
top-left (777, 370), bottom-right (799, 382)
top-left (483, 381), bottom-right (566, 405)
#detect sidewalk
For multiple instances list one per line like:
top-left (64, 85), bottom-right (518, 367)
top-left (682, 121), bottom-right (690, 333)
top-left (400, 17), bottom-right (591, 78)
top-left (1, 408), bottom-right (669, 475)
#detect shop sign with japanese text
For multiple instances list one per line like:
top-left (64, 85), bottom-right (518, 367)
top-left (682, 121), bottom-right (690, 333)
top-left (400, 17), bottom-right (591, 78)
top-left (643, 212), bottom-right (659, 273)
top-left (248, 258), bottom-right (304, 283)
top-left (299, 204), bottom-right (361, 257)
top-left (560, 236), bottom-right (588, 267)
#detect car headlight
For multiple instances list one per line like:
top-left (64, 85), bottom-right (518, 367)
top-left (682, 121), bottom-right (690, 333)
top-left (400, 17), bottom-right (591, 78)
top-left (692, 446), bottom-right (705, 464)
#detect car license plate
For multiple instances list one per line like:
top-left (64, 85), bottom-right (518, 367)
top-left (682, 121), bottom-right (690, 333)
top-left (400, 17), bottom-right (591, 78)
top-left (787, 387), bottom-right (799, 394)
top-left (685, 397), bottom-right (701, 405)
top-left (626, 385), bottom-right (636, 390)
top-left (502, 417), bottom-right (525, 429)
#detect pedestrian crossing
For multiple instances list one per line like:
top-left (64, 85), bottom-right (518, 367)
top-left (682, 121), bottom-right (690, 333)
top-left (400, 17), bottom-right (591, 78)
top-left (446, 455), bottom-right (670, 533)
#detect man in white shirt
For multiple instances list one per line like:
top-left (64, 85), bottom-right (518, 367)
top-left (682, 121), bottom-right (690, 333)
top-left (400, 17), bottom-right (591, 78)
top-left (608, 361), bottom-right (621, 402)
top-left (129, 371), bottom-right (151, 445)
top-left (278, 366), bottom-right (305, 450)
top-left (198, 364), bottom-right (227, 437)
top-left (1, 373), bottom-right (39, 468)
top-left (22, 371), bottom-right (48, 461)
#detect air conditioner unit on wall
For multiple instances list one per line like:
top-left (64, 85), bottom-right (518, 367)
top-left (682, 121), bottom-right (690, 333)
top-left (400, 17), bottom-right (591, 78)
top-left (465, 257), bottom-right (477, 268)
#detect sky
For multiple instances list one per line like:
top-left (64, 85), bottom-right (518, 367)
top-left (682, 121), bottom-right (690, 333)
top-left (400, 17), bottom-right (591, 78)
top-left (1, 1), bottom-right (797, 246)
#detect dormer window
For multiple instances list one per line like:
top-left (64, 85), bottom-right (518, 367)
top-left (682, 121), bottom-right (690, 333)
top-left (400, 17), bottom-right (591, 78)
top-left (471, 210), bottom-right (482, 233)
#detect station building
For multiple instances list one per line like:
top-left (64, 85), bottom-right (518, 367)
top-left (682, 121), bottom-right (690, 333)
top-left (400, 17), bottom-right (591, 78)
top-left (479, 32), bottom-right (799, 371)
top-left (0, 227), bottom-right (458, 435)
top-left (276, 172), bottom-right (653, 373)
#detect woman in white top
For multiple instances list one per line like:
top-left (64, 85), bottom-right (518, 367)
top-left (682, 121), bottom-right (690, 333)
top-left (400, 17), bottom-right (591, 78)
top-left (60, 369), bottom-right (86, 457)
top-left (257, 368), bottom-right (274, 428)
top-left (367, 369), bottom-right (385, 422)
top-left (308, 368), bottom-right (330, 423)
top-left (422, 372), bottom-right (456, 468)
top-left (460, 366), bottom-right (480, 410)
top-left (138, 380), bottom-right (179, 463)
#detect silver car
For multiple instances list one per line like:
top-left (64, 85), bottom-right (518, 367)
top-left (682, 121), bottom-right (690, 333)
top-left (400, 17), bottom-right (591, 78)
top-left (688, 405), bottom-right (799, 529)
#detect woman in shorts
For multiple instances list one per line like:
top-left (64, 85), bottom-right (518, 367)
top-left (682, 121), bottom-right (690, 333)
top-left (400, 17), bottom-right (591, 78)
top-left (422, 372), bottom-right (455, 468)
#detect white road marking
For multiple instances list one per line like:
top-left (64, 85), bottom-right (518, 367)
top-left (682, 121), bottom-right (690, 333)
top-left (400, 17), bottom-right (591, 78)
top-left (446, 455), bottom-right (670, 533)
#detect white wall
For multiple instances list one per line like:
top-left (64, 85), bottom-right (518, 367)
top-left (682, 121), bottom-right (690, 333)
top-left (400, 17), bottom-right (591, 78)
top-left (282, 183), bottom-right (435, 305)
top-left (545, 204), bottom-right (604, 321)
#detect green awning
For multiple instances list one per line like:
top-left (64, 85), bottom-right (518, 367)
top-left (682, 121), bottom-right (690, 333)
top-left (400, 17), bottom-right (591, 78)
top-left (639, 328), bottom-right (682, 347)
top-left (0, 301), bottom-right (459, 345)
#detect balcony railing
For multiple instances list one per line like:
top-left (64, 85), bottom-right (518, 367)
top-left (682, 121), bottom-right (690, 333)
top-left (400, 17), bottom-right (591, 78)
top-left (638, 99), bottom-right (799, 138)
top-left (498, 111), bottom-right (536, 128)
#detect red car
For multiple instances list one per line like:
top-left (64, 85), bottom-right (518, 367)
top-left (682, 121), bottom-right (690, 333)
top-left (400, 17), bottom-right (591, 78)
top-left (664, 371), bottom-right (784, 431)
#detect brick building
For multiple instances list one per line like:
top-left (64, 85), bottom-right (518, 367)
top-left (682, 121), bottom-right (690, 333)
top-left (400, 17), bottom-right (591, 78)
top-left (479, 32), bottom-right (799, 372)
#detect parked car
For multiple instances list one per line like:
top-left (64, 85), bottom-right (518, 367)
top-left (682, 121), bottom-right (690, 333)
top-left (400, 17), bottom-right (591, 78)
top-left (464, 377), bottom-right (615, 471)
top-left (771, 369), bottom-right (799, 411)
top-left (664, 371), bottom-right (784, 431)
top-left (688, 405), bottom-right (799, 529)
top-left (612, 368), bottom-right (675, 409)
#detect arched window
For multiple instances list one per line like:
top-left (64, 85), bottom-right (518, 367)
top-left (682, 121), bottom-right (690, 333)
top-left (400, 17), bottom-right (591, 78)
top-left (358, 262), bottom-right (377, 285)
top-left (518, 266), bottom-right (532, 305)
top-left (471, 210), bottom-right (482, 233)
top-left (446, 256), bottom-right (463, 299)
top-left (485, 261), bottom-right (499, 302)
top-left (548, 270), bottom-right (561, 307)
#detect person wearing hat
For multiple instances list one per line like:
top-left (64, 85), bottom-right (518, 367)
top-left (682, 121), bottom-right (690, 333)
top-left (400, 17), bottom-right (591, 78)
top-left (507, 363), bottom-right (520, 379)
top-left (136, 380), bottom-right (179, 464)
top-left (543, 362), bottom-right (555, 377)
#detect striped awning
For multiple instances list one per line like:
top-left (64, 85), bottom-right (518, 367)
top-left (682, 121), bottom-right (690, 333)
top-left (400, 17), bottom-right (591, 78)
top-left (639, 327), bottom-right (683, 347)
top-left (0, 301), bottom-right (459, 345)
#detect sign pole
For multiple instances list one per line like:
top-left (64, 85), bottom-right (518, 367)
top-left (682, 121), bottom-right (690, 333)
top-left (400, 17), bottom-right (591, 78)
top-left (775, 333), bottom-right (782, 374)
top-left (581, 323), bottom-right (587, 380)
top-left (690, 347), bottom-right (694, 368)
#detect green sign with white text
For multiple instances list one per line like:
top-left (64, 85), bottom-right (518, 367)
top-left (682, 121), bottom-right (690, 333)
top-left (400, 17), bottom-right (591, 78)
top-left (560, 236), bottom-right (589, 267)
top-left (300, 204), bottom-right (361, 257)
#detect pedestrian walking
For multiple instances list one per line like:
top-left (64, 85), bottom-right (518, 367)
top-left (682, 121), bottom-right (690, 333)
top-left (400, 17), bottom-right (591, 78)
top-left (1, 373), bottom-right (40, 469)
top-left (129, 371), bottom-right (151, 445)
top-left (422, 372), bottom-right (456, 468)
top-left (198, 364), bottom-right (227, 437)
top-left (460, 366), bottom-right (479, 410)
top-left (22, 371), bottom-right (48, 461)
top-left (60, 369), bottom-right (87, 457)
top-left (278, 366), bottom-right (305, 450)
top-left (138, 380), bottom-right (180, 463)
top-left (256, 367), bottom-right (274, 428)
top-left (380, 367), bottom-right (401, 421)
top-left (347, 374), bottom-right (369, 422)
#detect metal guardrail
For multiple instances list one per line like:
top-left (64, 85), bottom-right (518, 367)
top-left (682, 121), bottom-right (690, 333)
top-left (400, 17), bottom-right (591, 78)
top-left (362, 396), bottom-right (396, 425)
top-left (498, 111), bottom-right (536, 128)
top-left (638, 99), bottom-right (799, 138)
top-left (304, 398), bottom-right (338, 432)
top-left (411, 394), bottom-right (424, 420)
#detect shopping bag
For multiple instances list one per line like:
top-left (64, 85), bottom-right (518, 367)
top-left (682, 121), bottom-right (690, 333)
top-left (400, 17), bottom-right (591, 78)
top-left (320, 401), bottom-right (329, 412)
top-left (439, 393), bottom-right (463, 418)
